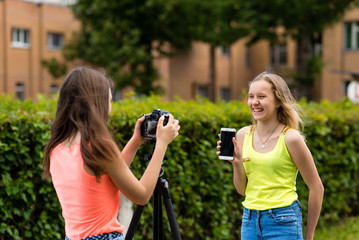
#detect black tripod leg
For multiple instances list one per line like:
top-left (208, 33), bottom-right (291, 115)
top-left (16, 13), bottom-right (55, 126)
top-left (125, 205), bottom-right (145, 240)
top-left (160, 179), bottom-right (182, 240)
top-left (153, 180), bottom-right (164, 240)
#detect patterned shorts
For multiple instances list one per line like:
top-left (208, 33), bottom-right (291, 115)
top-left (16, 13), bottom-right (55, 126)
top-left (65, 232), bottom-right (124, 240)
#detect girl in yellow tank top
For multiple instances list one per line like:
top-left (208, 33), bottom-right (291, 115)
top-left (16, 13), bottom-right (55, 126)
top-left (217, 72), bottom-right (323, 240)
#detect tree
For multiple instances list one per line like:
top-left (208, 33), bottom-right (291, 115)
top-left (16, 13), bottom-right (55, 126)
top-left (189, 0), bottom-right (250, 101)
top-left (41, 58), bottom-right (67, 79)
top-left (63, 0), bottom-right (197, 95)
top-left (241, 0), bottom-right (359, 100)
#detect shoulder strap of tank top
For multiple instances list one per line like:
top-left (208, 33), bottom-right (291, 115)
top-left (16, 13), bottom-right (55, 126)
top-left (281, 126), bottom-right (291, 135)
top-left (246, 125), bottom-right (255, 135)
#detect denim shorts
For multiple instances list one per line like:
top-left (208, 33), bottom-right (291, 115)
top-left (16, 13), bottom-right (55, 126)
top-left (241, 200), bottom-right (303, 240)
top-left (65, 232), bottom-right (124, 240)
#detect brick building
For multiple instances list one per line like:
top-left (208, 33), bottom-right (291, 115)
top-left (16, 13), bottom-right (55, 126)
top-left (0, 0), bottom-right (79, 100)
top-left (1, 0), bottom-right (358, 102)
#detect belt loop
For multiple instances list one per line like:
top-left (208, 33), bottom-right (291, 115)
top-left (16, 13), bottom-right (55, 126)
top-left (296, 199), bottom-right (302, 209)
top-left (248, 208), bottom-right (251, 221)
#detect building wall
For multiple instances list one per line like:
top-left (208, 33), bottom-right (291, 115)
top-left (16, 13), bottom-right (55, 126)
top-left (169, 41), bottom-right (211, 100)
top-left (0, 0), bottom-right (79, 100)
top-left (1, 0), bottom-right (358, 102)
top-left (156, 36), bottom-right (297, 102)
top-left (321, 7), bottom-right (359, 101)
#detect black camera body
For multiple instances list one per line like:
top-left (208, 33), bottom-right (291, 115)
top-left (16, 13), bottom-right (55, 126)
top-left (141, 109), bottom-right (169, 144)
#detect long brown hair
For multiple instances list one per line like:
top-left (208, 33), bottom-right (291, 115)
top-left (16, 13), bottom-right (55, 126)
top-left (249, 72), bottom-right (304, 131)
top-left (43, 66), bottom-right (117, 181)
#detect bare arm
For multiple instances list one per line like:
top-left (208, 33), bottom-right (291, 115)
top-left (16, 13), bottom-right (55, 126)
top-left (217, 126), bottom-right (248, 196)
top-left (121, 116), bottom-right (145, 166)
top-left (286, 130), bottom-right (324, 240)
top-left (104, 115), bottom-right (180, 205)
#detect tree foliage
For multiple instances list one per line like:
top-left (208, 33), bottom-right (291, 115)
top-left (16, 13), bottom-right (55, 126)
top-left (1, 94), bottom-right (359, 239)
top-left (41, 58), bottom-right (68, 79)
top-left (186, 0), bottom-right (251, 101)
top-left (56, 0), bottom-right (359, 99)
top-left (189, 0), bottom-right (250, 46)
top-left (239, 0), bottom-right (359, 99)
top-left (64, 0), bottom-right (197, 95)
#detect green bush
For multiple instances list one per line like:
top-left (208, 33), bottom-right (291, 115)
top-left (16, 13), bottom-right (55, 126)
top-left (1, 94), bottom-right (358, 239)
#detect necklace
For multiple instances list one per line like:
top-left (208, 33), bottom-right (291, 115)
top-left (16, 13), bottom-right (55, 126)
top-left (256, 122), bottom-right (280, 149)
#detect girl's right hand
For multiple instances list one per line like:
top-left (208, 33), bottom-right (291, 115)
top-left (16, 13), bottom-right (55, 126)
top-left (155, 114), bottom-right (180, 145)
top-left (132, 116), bottom-right (146, 145)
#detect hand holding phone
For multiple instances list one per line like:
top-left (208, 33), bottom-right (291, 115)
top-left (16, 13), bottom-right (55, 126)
top-left (219, 128), bottom-right (236, 160)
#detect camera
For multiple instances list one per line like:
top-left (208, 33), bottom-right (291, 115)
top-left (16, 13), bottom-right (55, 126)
top-left (141, 109), bottom-right (170, 144)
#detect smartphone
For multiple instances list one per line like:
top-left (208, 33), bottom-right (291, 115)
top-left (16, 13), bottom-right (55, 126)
top-left (219, 128), bottom-right (236, 160)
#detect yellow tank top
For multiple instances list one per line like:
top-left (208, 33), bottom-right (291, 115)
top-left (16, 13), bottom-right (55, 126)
top-left (242, 126), bottom-right (298, 210)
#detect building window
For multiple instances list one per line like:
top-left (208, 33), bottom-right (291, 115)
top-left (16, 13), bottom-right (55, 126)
top-left (220, 87), bottom-right (230, 101)
top-left (47, 32), bottom-right (64, 50)
top-left (50, 84), bottom-right (59, 94)
top-left (11, 28), bottom-right (30, 48)
top-left (344, 21), bottom-right (359, 50)
top-left (15, 83), bottom-right (25, 101)
top-left (197, 85), bottom-right (209, 98)
top-left (220, 45), bottom-right (230, 56)
top-left (112, 89), bottom-right (122, 102)
top-left (270, 43), bottom-right (287, 66)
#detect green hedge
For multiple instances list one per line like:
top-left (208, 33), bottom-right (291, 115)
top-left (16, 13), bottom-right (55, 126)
top-left (1, 94), bottom-right (359, 239)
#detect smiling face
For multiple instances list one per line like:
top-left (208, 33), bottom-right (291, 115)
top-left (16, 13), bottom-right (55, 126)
top-left (247, 79), bottom-right (279, 122)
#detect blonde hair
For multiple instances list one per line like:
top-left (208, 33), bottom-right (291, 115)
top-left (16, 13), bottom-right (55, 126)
top-left (249, 72), bottom-right (304, 131)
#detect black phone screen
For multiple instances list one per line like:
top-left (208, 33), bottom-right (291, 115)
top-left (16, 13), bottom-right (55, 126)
top-left (220, 129), bottom-right (235, 158)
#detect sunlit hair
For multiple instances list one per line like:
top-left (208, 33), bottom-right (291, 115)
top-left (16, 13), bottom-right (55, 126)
top-left (249, 72), bottom-right (304, 131)
top-left (43, 66), bottom-right (117, 181)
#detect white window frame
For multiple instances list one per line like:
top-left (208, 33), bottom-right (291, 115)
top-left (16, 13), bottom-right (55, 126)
top-left (47, 32), bottom-right (64, 50)
top-left (344, 21), bottom-right (359, 50)
top-left (11, 28), bottom-right (30, 48)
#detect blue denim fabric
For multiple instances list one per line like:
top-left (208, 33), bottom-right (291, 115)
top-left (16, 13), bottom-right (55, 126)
top-left (241, 200), bottom-right (303, 240)
top-left (65, 232), bottom-right (124, 240)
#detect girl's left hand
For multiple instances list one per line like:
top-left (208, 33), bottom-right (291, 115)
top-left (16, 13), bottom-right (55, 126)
top-left (216, 134), bottom-right (222, 156)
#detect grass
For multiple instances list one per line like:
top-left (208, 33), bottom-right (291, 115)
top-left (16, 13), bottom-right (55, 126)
top-left (314, 216), bottom-right (359, 240)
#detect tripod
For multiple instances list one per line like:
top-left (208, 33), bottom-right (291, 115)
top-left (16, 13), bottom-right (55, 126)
top-left (125, 147), bottom-right (182, 240)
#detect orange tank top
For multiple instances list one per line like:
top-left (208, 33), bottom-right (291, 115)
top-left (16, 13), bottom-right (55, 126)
top-left (50, 143), bottom-right (125, 240)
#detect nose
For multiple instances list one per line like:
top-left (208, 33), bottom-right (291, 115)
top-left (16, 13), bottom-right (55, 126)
top-left (251, 97), bottom-right (259, 105)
